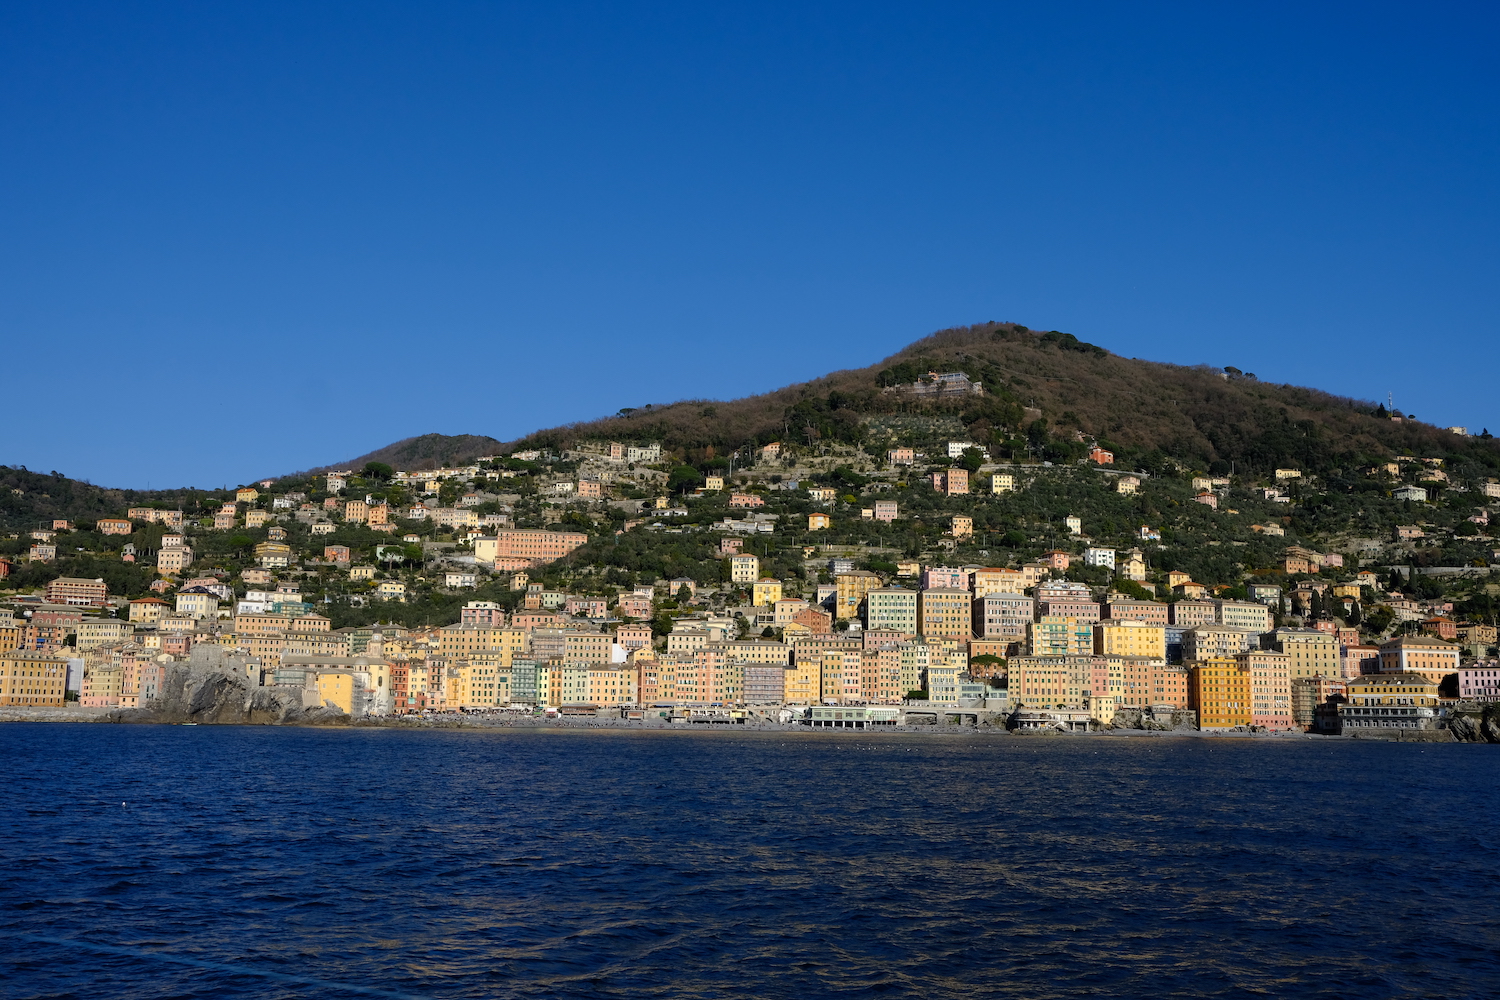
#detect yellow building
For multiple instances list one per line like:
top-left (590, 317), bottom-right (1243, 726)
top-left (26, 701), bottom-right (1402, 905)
top-left (1189, 658), bottom-right (1252, 729)
top-left (0, 619), bottom-right (22, 653)
top-left (349, 565), bottom-right (376, 581)
top-left (729, 554), bottom-right (760, 584)
top-left (951, 515), bottom-right (973, 539)
top-left (784, 656), bottom-right (821, 704)
top-left (835, 571), bottom-right (883, 621)
top-left (376, 581), bottom-right (407, 602)
top-left (315, 671), bottom-right (357, 714)
top-left (439, 626), bottom-right (527, 665)
top-left (820, 649), bottom-right (863, 703)
top-left (129, 597), bottom-right (170, 623)
top-left (0, 650), bottom-right (69, 707)
top-left (1006, 655), bottom-right (1101, 711)
top-left (808, 513), bottom-right (831, 531)
top-left (1094, 620), bottom-right (1166, 660)
top-left (918, 588), bottom-right (972, 640)
top-left (1264, 628), bottom-right (1340, 681)
top-left (1029, 616), bottom-right (1095, 656)
top-left (991, 473), bottom-right (1016, 493)
top-left (458, 661), bottom-right (509, 708)
top-left (253, 541), bottom-right (292, 567)
top-left (1377, 635), bottom-right (1461, 684)
top-left (76, 620), bottom-right (131, 650)
top-left (752, 579), bottom-right (784, 607)
top-left (588, 666), bottom-right (636, 706)
top-left (1345, 672), bottom-right (1438, 708)
top-left (564, 631), bottom-right (612, 666)
top-left (898, 641), bottom-right (933, 695)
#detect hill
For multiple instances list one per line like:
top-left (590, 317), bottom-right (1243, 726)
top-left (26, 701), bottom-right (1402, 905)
top-left (0, 466), bottom-right (204, 534)
top-left (308, 433), bottom-right (507, 475)
top-left (497, 323), bottom-right (1500, 479)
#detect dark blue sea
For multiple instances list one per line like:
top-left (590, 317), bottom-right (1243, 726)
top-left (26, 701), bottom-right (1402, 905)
top-left (2, 724), bottom-right (1497, 999)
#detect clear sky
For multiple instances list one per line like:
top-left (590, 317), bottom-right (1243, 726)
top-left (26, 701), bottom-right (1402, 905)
top-left (3, 2), bottom-right (1497, 489)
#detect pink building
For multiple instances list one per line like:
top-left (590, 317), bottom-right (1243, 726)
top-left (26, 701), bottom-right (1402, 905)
top-left (930, 469), bottom-right (969, 495)
top-left (1088, 446), bottom-right (1114, 464)
top-left (887, 448), bottom-right (915, 465)
top-left (720, 537), bottom-right (744, 555)
top-left (1037, 598), bottom-right (1102, 623)
top-left (460, 603), bottom-right (506, 627)
top-left (921, 566), bottom-right (970, 591)
top-left (874, 501), bottom-right (898, 523)
top-left (565, 597), bottom-right (608, 618)
top-left (1043, 550), bottom-right (1071, 570)
top-left (617, 595), bottom-right (653, 619)
top-left (160, 633), bottom-right (193, 657)
top-left (1458, 664), bottom-right (1500, 701)
top-left (616, 624), bottom-right (653, 650)
top-left (1341, 645), bottom-right (1380, 678)
top-left (729, 494), bottom-right (765, 508)
top-left (577, 480), bottom-right (602, 499)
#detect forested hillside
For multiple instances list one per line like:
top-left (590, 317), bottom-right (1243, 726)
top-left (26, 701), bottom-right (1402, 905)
top-left (0, 467), bottom-right (204, 533)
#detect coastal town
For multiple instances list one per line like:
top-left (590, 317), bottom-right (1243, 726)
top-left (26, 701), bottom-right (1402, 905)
top-left (3, 409), bottom-right (1500, 738)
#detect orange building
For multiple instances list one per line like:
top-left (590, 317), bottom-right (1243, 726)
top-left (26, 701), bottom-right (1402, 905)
top-left (918, 588), bottom-right (972, 641)
top-left (1190, 658), bottom-right (1252, 729)
top-left (490, 530), bottom-right (589, 567)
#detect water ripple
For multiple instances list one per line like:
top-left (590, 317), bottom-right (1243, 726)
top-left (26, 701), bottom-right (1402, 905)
top-left (1, 725), bottom-right (1498, 998)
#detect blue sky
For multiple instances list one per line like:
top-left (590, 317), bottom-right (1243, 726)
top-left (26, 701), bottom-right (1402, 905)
top-left (3, 2), bottom-right (1497, 488)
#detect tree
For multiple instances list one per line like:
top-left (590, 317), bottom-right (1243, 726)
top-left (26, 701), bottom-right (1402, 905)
top-left (958, 447), bottom-right (985, 474)
top-left (970, 653), bottom-right (1005, 671)
top-left (668, 466), bottom-right (703, 494)
top-left (362, 462), bottom-right (394, 481)
top-left (1364, 605), bottom-right (1395, 635)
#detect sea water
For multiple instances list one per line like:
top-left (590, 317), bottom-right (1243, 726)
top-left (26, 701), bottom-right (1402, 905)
top-left (2, 724), bottom-right (1497, 998)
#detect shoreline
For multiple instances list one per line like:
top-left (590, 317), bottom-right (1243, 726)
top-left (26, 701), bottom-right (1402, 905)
top-left (0, 706), bottom-right (1424, 740)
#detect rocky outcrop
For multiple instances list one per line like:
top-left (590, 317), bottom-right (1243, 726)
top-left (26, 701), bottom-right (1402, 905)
top-left (109, 644), bottom-right (349, 726)
top-left (1445, 705), bottom-right (1500, 744)
top-left (1109, 707), bottom-right (1198, 732)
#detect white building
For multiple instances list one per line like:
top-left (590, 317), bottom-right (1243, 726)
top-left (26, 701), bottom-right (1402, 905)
top-left (626, 443), bottom-right (662, 463)
top-left (1083, 548), bottom-right (1116, 570)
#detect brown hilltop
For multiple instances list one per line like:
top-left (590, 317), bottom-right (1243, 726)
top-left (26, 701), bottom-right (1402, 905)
top-left (502, 322), bottom-right (1499, 477)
